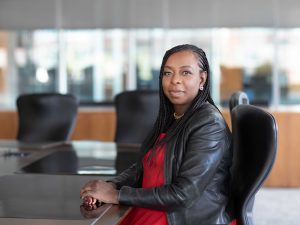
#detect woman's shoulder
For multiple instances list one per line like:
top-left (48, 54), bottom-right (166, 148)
top-left (192, 102), bottom-right (223, 120)
top-left (188, 102), bottom-right (227, 129)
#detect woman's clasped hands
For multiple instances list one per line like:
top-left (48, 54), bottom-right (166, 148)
top-left (80, 179), bottom-right (119, 209)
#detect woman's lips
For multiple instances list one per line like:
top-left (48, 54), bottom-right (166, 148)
top-left (169, 90), bottom-right (184, 97)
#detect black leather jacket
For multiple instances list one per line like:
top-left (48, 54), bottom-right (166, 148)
top-left (109, 102), bottom-right (233, 225)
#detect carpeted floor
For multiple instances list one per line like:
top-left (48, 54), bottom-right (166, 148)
top-left (253, 188), bottom-right (300, 225)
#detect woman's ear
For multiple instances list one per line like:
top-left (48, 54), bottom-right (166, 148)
top-left (199, 71), bottom-right (208, 88)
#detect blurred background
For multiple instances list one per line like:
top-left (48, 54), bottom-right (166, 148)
top-left (0, 0), bottom-right (300, 108)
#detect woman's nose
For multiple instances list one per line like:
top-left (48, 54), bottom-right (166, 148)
top-left (171, 73), bottom-right (181, 84)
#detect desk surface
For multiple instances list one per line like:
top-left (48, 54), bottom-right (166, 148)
top-left (0, 140), bottom-right (138, 225)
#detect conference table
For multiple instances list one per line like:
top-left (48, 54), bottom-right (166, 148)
top-left (0, 140), bottom-right (140, 225)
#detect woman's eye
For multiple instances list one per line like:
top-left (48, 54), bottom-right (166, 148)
top-left (182, 71), bottom-right (191, 76)
top-left (163, 71), bottom-right (172, 76)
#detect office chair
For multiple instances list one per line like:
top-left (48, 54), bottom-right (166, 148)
top-left (228, 92), bottom-right (277, 225)
top-left (16, 93), bottom-right (79, 143)
top-left (114, 90), bottom-right (159, 145)
top-left (229, 91), bottom-right (249, 113)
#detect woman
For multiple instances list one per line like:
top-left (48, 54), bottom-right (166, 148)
top-left (80, 44), bottom-right (234, 225)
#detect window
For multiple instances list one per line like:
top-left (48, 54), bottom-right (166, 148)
top-left (63, 30), bottom-right (128, 102)
top-left (277, 29), bottom-right (300, 105)
top-left (217, 28), bottom-right (274, 106)
top-left (0, 28), bottom-right (296, 108)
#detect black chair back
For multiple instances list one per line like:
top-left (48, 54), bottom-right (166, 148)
top-left (229, 103), bottom-right (277, 225)
top-left (114, 90), bottom-right (159, 144)
top-left (16, 93), bottom-right (79, 143)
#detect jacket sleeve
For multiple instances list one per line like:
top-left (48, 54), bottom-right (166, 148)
top-left (118, 108), bottom-right (231, 211)
top-left (107, 163), bottom-right (141, 189)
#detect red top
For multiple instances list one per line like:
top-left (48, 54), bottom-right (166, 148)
top-left (118, 133), bottom-right (168, 225)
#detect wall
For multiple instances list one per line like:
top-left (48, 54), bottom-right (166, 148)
top-left (1, 0), bottom-right (300, 29)
top-left (0, 109), bottom-right (116, 141)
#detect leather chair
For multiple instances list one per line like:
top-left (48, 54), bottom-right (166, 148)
top-left (114, 90), bottom-right (159, 144)
top-left (16, 93), bottom-right (79, 143)
top-left (228, 92), bottom-right (277, 225)
top-left (229, 91), bottom-right (249, 113)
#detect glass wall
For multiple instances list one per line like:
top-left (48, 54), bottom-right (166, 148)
top-left (217, 29), bottom-right (274, 106)
top-left (63, 30), bottom-right (128, 102)
top-left (15, 31), bottom-right (59, 94)
top-left (277, 29), bottom-right (300, 105)
top-left (0, 28), bottom-right (299, 108)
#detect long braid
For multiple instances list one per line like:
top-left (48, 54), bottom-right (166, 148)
top-left (136, 44), bottom-right (219, 179)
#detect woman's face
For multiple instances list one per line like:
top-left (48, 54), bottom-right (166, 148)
top-left (162, 50), bottom-right (207, 114)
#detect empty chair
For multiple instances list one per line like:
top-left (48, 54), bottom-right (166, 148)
top-left (114, 90), bottom-right (159, 145)
top-left (228, 96), bottom-right (277, 225)
top-left (16, 93), bottom-right (79, 143)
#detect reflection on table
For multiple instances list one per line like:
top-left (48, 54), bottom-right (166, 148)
top-left (0, 140), bottom-right (140, 176)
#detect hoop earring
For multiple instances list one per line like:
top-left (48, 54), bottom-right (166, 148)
top-left (199, 86), bottom-right (204, 91)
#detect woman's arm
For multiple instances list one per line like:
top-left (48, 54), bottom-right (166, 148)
top-left (107, 163), bottom-right (141, 189)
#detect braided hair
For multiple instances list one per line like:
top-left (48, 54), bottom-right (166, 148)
top-left (137, 44), bottom-right (219, 173)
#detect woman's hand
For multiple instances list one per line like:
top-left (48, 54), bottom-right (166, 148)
top-left (80, 179), bottom-right (119, 204)
top-left (80, 202), bottom-right (111, 219)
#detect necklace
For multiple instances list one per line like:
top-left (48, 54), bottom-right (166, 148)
top-left (173, 112), bottom-right (184, 120)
